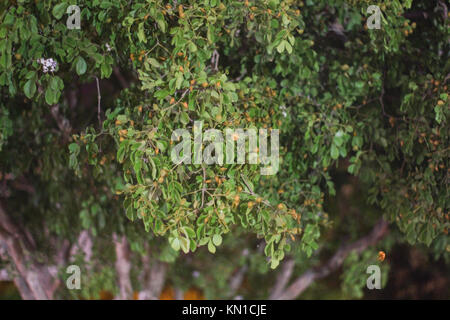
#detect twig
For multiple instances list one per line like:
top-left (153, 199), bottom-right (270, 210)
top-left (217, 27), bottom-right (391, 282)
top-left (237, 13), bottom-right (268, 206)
top-left (211, 49), bottom-right (219, 72)
top-left (234, 69), bottom-right (247, 82)
top-left (201, 166), bottom-right (206, 208)
top-left (161, 89), bottom-right (189, 111)
top-left (95, 77), bottom-right (102, 127)
top-left (240, 174), bottom-right (273, 208)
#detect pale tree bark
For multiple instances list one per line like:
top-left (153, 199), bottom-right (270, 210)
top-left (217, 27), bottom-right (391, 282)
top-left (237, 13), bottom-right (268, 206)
top-left (269, 259), bottom-right (295, 300)
top-left (174, 287), bottom-right (184, 300)
top-left (271, 218), bottom-right (389, 300)
top-left (113, 234), bottom-right (133, 299)
top-left (0, 268), bottom-right (9, 281)
top-left (138, 249), bottom-right (167, 300)
top-left (70, 230), bottom-right (93, 266)
top-left (0, 202), bottom-right (56, 299)
top-left (227, 248), bottom-right (253, 299)
top-left (228, 265), bottom-right (248, 298)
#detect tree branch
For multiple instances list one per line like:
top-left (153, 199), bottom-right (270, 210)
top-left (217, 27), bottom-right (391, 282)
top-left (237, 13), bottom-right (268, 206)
top-left (113, 234), bottom-right (133, 299)
top-left (95, 76), bottom-right (102, 127)
top-left (269, 258), bottom-right (295, 299)
top-left (139, 258), bottom-right (167, 300)
top-left (228, 265), bottom-right (248, 298)
top-left (113, 67), bottom-right (129, 89)
top-left (50, 104), bottom-right (72, 139)
top-left (70, 230), bottom-right (93, 265)
top-left (273, 218), bottom-right (389, 300)
top-left (0, 203), bottom-right (55, 299)
top-left (0, 268), bottom-right (9, 281)
top-left (211, 49), bottom-right (219, 72)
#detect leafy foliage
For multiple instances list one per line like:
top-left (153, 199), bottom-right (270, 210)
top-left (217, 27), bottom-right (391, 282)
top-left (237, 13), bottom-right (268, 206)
top-left (0, 0), bottom-right (448, 298)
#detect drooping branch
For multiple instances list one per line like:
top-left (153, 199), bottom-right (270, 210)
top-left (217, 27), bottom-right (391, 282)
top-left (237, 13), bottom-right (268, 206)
top-left (272, 218), bottom-right (389, 300)
top-left (113, 234), bottom-right (133, 300)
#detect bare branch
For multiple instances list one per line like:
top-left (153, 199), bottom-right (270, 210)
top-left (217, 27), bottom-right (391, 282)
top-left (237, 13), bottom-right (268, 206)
top-left (0, 268), bottom-right (9, 281)
top-left (211, 49), bottom-right (219, 72)
top-left (273, 218), bottom-right (389, 300)
top-left (228, 265), bottom-right (248, 298)
top-left (50, 104), bottom-right (72, 139)
top-left (113, 67), bottom-right (129, 89)
top-left (139, 259), bottom-right (167, 300)
top-left (0, 203), bottom-right (55, 299)
top-left (70, 230), bottom-right (93, 264)
top-left (269, 258), bottom-right (295, 299)
top-left (201, 166), bottom-right (206, 208)
top-left (95, 77), bottom-right (102, 127)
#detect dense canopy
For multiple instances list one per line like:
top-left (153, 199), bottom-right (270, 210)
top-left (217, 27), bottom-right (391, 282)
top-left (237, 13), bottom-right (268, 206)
top-left (0, 0), bottom-right (448, 299)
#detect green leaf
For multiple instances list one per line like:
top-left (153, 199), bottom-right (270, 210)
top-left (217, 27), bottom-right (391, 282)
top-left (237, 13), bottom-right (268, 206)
top-left (52, 3), bottom-right (68, 19)
top-left (183, 227), bottom-right (196, 239)
top-left (171, 238), bottom-right (181, 251)
top-left (69, 143), bottom-right (80, 154)
top-left (180, 112), bottom-right (189, 125)
top-left (45, 87), bottom-right (56, 105)
top-left (75, 57), bottom-right (87, 75)
top-left (156, 16), bottom-right (166, 33)
top-left (148, 58), bottom-right (161, 68)
top-left (23, 79), bottom-right (36, 99)
top-left (207, 240), bottom-right (216, 253)
top-left (333, 130), bottom-right (344, 146)
top-left (270, 259), bottom-right (280, 269)
top-left (331, 144), bottom-right (339, 159)
top-left (188, 42), bottom-right (197, 53)
top-left (180, 237), bottom-right (189, 253)
top-left (100, 63), bottom-right (112, 78)
top-left (137, 22), bottom-right (146, 43)
top-left (285, 42), bottom-right (292, 54)
top-left (276, 40), bottom-right (286, 53)
top-left (212, 234), bottom-right (222, 246)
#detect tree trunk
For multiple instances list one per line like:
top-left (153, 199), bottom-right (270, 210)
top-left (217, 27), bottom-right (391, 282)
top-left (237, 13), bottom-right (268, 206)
top-left (0, 203), bottom-right (56, 299)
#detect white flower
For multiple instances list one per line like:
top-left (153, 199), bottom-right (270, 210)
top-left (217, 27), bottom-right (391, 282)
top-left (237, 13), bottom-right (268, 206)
top-left (279, 105), bottom-right (287, 118)
top-left (105, 43), bottom-right (112, 52)
top-left (37, 57), bottom-right (58, 73)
